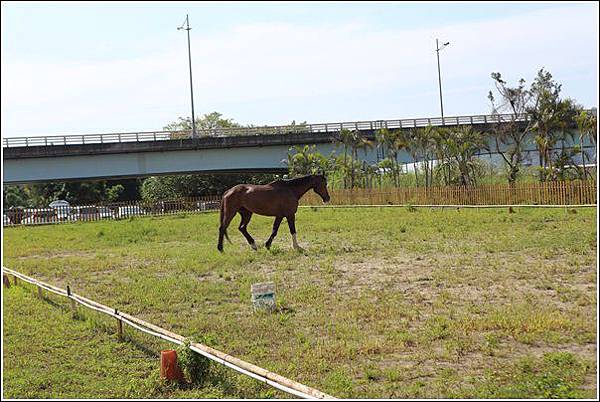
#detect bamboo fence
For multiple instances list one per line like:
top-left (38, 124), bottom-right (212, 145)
top-left (302, 181), bottom-right (597, 207)
top-left (3, 181), bottom-right (597, 227)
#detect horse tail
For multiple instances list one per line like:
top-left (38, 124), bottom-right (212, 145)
top-left (219, 198), bottom-right (224, 227)
top-left (218, 198), bottom-right (232, 245)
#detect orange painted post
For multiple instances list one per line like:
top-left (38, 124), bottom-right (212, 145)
top-left (160, 350), bottom-right (184, 382)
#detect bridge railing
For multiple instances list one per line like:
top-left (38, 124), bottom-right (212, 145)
top-left (2, 112), bottom-right (534, 148)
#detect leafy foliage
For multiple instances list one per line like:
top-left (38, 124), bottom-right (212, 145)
top-left (139, 173), bottom-right (277, 202)
top-left (176, 338), bottom-right (211, 386)
top-left (3, 180), bottom-right (136, 208)
top-left (165, 112), bottom-right (242, 138)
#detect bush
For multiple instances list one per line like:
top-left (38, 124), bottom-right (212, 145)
top-left (176, 338), bottom-right (211, 386)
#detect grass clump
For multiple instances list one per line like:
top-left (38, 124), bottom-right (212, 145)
top-left (176, 338), bottom-right (212, 386)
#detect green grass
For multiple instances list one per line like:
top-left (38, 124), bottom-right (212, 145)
top-left (3, 207), bottom-right (597, 398)
top-left (2, 285), bottom-right (282, 399)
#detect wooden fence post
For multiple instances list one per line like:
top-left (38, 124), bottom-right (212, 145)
top-left (67, 285), bottom-right (76, 313)
top-left (115, 309), bottom-right (123, 340)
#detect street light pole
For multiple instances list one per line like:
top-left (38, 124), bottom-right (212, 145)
top-left (178, 15), bottom-right (197, 139)
top-left (435, 38), bottom-right (450, 120)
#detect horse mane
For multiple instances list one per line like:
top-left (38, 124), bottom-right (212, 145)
top-left (269, 175), bottom-right (314, 187)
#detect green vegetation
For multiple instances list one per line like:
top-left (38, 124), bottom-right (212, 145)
top-left (3, 207), bottom-right (596, 398)
top-left (3, 286), bottom-right (279, 398)
top-left (288, 68), bottom-right (597, 188)
top-left (4, 69), bottom-right (597, 210)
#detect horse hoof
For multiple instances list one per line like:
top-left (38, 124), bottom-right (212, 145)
top-left (250, 243), bottom-right (258, 251)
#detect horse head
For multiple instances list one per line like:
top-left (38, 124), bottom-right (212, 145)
top-left (312, 173), bottom-right (330, 203)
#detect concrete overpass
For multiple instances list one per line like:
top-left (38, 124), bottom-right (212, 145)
top-left (1, 112), bottom-right (590, 184)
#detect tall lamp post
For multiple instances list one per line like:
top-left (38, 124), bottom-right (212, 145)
top-left (178, 14), bottom-right (197, 139)
top-left (435, 39), bottom-right (450, 120)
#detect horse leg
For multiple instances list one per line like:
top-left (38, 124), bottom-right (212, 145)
top-left (286, 214), bottom-right (302, 250)
top-left (218, 202), bottom-right (237, 252)
top-left (238, 208), bottom-right (257, 250)
top-left (265, 216), bottom-right (283, 250)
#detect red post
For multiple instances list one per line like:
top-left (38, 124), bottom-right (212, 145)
top-left (160, 350), bottom-right (184, 382)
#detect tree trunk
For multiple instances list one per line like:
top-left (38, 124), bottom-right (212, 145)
top-left (343, 145), bottom-right (348, 189)
top-left (414, 162), bottom-right (419, 188)
top-left (580, 135), bottom-right (588, 180)
top-left (394, 153), bottom-right (399, 187)
top-left (350, 149), bottom-right (356, 189)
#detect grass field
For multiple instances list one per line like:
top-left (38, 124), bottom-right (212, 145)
top-left (3, 206), bottom-right (597, 398)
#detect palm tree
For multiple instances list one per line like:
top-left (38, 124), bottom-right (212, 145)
top-left (286, 145), bottom-right (327, 176)
top-left (335, 129), bottom-right (355, 188)
top-left (406, 129), bottom-right (422, 186)
top-left (376, 128), bottom-right (407, 186)
top-left (348, 130), bottom-right (374, 188)
top-left (412, 126), bottom-right (436, 187)
top-left (575, 109), bottom-right (597, 180)
top-left (432, 126), bottom-right (486, 186)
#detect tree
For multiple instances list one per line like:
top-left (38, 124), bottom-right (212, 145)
top-left (3, 185), bottom-right (29, 208)
top-left (487, 72), bottom-right (533, 184)
top-left (18, 181), bottom-right (129, 207)
top-left (575, 109), bottom-right (597, 180)
top-left (286, 145), bottom-right (330, 176)
top-left (410, 126), bottom-right (436, 187)
top-left (433, 126), bottom-right (487, 186)
top-left (140, 173), bottom-right (277, 203)
top-left (527, 68), bottom-right (580, 181)
top-left (334, 129), bottom-right (354, 188)
top-left (347, 130), bottom-right (373, 188)
top-left (376, 128), bottom-right (407, 186)
top-left (166, 112), bottom-right (242, 138)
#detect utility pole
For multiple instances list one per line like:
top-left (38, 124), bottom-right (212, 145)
top-left (435, 39), bottom-right (450, 120)
top-left (178, 14), bottom-right (197, 138)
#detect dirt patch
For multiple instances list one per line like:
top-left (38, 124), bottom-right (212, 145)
top-left (15, 251), bottom-right (117, 260)
top-left (329, 251), bottom-right (596, 308)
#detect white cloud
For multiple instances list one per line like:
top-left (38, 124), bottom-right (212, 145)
top-left (1, 5), bottom-right (597, 136)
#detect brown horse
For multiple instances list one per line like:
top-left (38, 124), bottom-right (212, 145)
top-left (217, 174), bottom-right (330, 252)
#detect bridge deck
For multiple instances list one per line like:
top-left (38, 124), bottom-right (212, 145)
top-left (3, 113), bottom-right (531, 149)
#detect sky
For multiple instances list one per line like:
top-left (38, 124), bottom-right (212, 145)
top-left (1, 1), bottom-right (598, 137)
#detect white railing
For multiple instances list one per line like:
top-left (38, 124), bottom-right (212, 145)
top-left (2, 112), bottom-right (532, 148)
